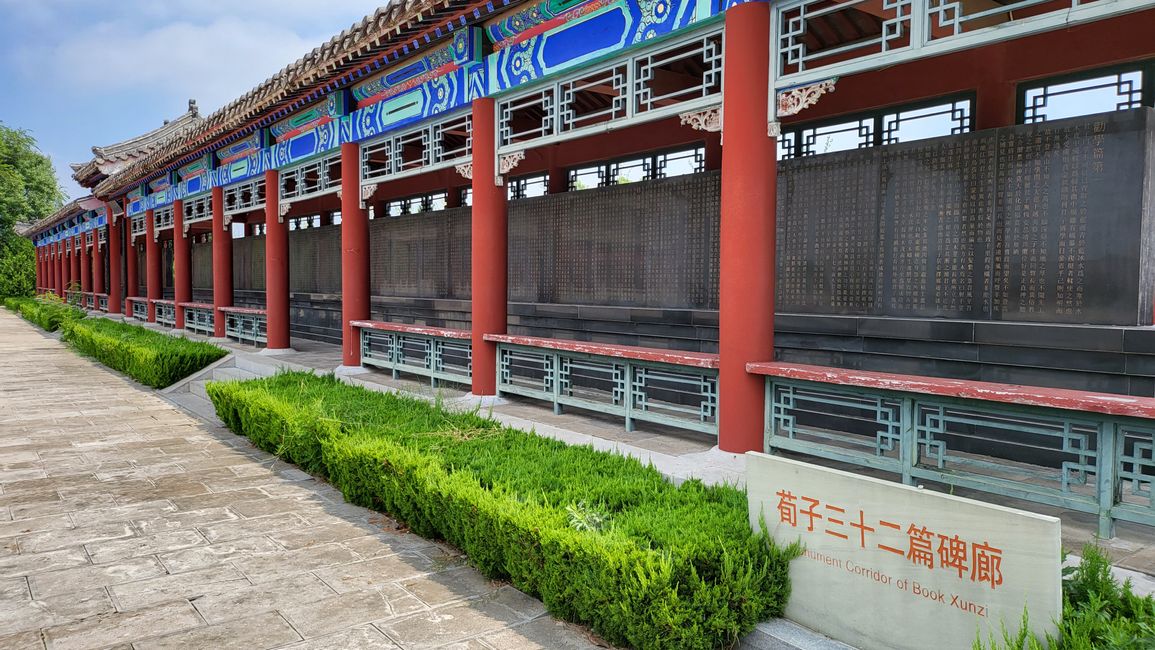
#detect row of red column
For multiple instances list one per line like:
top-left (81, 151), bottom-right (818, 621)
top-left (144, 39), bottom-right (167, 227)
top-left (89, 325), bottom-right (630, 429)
top-left (30, 2), bottom-right (772, 452)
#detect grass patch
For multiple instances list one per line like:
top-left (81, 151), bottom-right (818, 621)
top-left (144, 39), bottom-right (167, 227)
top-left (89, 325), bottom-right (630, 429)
top-left (61, 318), bottom-right (226, 388)
top-left (207, 371), bottom-right (798, 649)
top-left (977, 544), bottom-right (1155, 649)
top-left (4, 295), bottom-right (86, 332)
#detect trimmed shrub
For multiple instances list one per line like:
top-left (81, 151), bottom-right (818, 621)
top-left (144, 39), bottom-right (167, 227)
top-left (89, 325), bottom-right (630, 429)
top-left (207, 372), bottom-right (798, 649)
top-left (61, 318), bottom-right (226, 388)
top-left (4, 295), bottom-right (85, 331)
top-left (979, 544), bottom-right (1155, 649)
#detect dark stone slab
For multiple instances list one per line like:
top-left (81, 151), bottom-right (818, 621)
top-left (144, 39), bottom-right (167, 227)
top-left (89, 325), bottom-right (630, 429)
top-left (977, 345), bottom-right (1125, 374)
top-left (858, 318), bottom-right (974, 342)
top-left (860, 337), bottom-right (978, 362)
top-left (974, 322), bottom-right (1123, 352)
top-left (775, 314), bottom-right (858, 336)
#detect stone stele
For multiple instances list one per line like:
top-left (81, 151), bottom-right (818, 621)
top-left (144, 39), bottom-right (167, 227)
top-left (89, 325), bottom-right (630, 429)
top-left (746, 452), bottom-right (1061, 650)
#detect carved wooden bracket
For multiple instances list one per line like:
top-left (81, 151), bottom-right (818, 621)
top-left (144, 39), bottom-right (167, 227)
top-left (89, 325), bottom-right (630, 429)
top-left (278, 202), bottom-right (292, 223)
top-left (361, 183), bottom-right (378, 203)
top-left (776, 78), bottom-right (837, 117)
top-left (455, 162), bottom-right (473, 181)
top-left (496, 151), bottom-right (525, 186)
top-left (679, 107), bottom-right (722, 133)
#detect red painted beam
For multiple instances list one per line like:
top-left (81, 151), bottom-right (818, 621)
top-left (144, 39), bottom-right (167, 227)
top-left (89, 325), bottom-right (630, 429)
top-left (351, 320), bottom-right (472, 339)
top-left (747, 361), bottom-right (1155, 420)
top-left (484, 333), bottom-right (720, 369)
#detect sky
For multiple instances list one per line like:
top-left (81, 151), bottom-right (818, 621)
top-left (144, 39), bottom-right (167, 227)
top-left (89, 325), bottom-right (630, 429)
top-left (0, 0), bottom-right (386, 201)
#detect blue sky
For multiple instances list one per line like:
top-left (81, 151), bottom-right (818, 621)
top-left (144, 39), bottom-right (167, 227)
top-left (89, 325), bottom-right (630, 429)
top-left (0, 0), bottom-right (385, 201)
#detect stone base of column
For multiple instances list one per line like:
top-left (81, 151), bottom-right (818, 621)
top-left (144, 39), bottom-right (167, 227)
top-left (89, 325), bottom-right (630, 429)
top-left (167, 328), bottom-right (186, 337)
top-left (460, 393), bottom-right (509, 408)
top-left (258, 347), bottom-right (297, 357)
top-left (334, 364), bottom-right (371, 376)
top-left (208, 337), bottom-right (231, 344)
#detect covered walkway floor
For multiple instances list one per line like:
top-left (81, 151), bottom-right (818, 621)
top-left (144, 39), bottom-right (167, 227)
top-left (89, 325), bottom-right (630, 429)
top-left (0, 311), bottom-right (604, 649)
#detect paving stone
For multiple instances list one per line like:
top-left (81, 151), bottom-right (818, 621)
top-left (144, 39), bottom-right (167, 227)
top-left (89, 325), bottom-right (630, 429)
top-left (314, 552), bottom-right (436, 594)
top-left (168, 488), bottom-right (266, 511)
top-left (199, 511), bottom-right (308, 543)
top-left (87, 529), bottom-right (207, 564)
top-left (377, 599), bottom-right (529, 648)
top-left (229, 496), bottom-right (322, 519)
top-left (136, 610), bottom-right (302, 649)
top-left (133, 506), bottom-right (237, 535)
top-left (18, 520), bottom-right (136, 554)
top-left (10, 493), bottom-right (120, 520)
top-left (339, 533), bottom-right (433, 560)
top-left (158, 535), bottom-right (283, 574)
top-left (236, 543), bottom-right (360, 583)
top-left (268, 522), bottom-right (383, 550)
top-left (400, 567), bottom-right (500, 607)
top-left (0, 547), bottom-right (90, 578)
top-left (279, 625), bottom-right (399, 650)
top-left (483, 617), bottom-right (606, 650)
top-left (30, 556), bottom-right (166, 599)
top-left (0, 575), bottom-right (30, 601)
top-left (282, 584), bottom-right (427, 638)
top-left (0, 629), bottom-right (45, 649)
top-left (192, 571), bottom-right (337, 624)
top-left (110, 565), bottom-right (249, 611)
top-left (0, 513), bottom-right (72, 538)
top-left (41, 600), bottom-right (203, 650)
top-left (0, 587), bottom-right (115, 636)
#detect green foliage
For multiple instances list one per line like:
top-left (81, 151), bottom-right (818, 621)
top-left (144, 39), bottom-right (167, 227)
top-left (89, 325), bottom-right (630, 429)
top-left (60, 318), bottom-right (226, 388)
top-left (206, 372), bottom-right (800, 649)
top-left (0, 123), bottom-right (65, 298)
top-left (0, 123), bottom-right (65, 231)
top-left (976, 544), bottom-right (1155, 649)
top-left (4, 295), bottom-right (85, 331)
top-left (0, 236), bottom-right (34, 298)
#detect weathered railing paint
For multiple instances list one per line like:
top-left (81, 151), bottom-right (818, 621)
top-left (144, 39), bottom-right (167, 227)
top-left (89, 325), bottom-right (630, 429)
top-left (151, 299), bottom-right (176, 328)
top-left (748, 361), bottom-right (1155, 538)
top-left (487, 334), bottom-right (719, 436)
top-left (179, 302), bottom-right (215, 336)
top-left (219, 306), bottom-right (267, 346)
top-left (353, 320), bottom-right (472, 387)
top-left (127, 297), bottom-right (148, 321)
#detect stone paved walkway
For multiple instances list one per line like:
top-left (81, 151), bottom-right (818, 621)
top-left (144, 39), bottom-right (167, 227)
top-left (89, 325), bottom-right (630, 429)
top-left (0, 311), bottom-right (605, 650)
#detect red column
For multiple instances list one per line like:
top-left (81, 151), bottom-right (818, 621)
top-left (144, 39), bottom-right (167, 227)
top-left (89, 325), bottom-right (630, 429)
top-left (107, 207), bottom-right (122, 314)
top-left (341, 142), bottom-right (370, 367)
top-left (718, 1), bottom-right (775, 454)
top-left (172, 199), bottom-right (190, 328)
top-left (211, 186), bottom-right (233, 337)
top-left (264, 170), bottom-right (290, 349)
top-left (126, 231), bottom-right (139, 310)
top-left (145, 210), bottom-right (161, 322)
top-left (34, 249), bottom-right (41, 294)
top-left (70, 239), bottom-right (80, 295)
top-left (79, 233), bottom-right (91, 297)
top-left (93, 228), bottom-right (105, 298)
top-left (55, 244), bottom-right (64, 297)
top-left (469, 98), bottom-right (508, 395)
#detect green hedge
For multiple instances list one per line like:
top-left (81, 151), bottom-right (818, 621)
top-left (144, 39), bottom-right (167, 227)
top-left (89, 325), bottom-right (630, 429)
top-left (207, 372), bottom-right (797, 649)
top-left (4, 296), bottom-right (85, 331)
top-left (61, 318), bottom-right (226, 388)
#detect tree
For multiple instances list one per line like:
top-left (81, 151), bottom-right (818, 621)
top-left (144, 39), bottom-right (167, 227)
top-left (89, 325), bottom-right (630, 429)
top-left (0, 123), bottom-right (64, 297)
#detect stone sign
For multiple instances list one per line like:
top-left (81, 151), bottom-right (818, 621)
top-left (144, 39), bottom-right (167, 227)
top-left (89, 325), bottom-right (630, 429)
top-left (746, 453), bottom-right (1061, 650)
